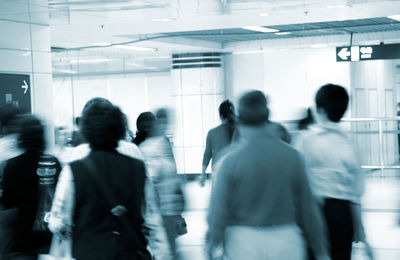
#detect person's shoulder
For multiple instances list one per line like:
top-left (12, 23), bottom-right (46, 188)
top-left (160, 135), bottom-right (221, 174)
top-left (117, 140), bottom-right (144, 160)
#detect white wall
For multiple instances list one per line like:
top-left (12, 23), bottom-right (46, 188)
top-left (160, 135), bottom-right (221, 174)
top-left (0, 0), bottom-right (54, 149)
top-left (53, 72), bottom-right (172, 132)
top-left (225, 47), bottom-right (351, 121)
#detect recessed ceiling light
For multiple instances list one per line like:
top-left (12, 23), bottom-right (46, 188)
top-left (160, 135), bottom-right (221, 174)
top-left (388, 15), bottom-right (400, 21)
top-left (258, 13), bottom-right (269, 17)
top-left (92, 42), bottom-right (112, 47)
top-left (152, 18), bottom-right (173, 22)
top-left (275, 32), bottom-right (291, 35)
top-left (242, 26), bottom-right (279, 33)
top-left (112, 45), bottom-right (157, 52)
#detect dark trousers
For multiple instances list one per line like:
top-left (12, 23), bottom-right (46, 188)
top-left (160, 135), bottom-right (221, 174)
top-left (162, 215), bottom-right (179, 259)
top-left (308, 198), bottom-right (354, 260)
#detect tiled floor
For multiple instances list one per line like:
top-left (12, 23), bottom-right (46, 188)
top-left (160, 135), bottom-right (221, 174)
top-left (177, 175), bottom-right (400, 260)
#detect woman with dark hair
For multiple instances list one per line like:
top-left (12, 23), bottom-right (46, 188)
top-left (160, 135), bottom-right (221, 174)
top-left (200, 100), bottom-right (237, 186)
top-left (133, 112), bottom-right (156, 146)
top-left (0, 115), bottom-right (61, 259)
top-left (49, 101), bottom-right (150, 260)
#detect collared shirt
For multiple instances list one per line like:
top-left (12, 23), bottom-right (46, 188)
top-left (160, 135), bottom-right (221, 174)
top-left (49, 140), bottom-right (171, 259)
top-left (295, 122), bottom-right (364, 203)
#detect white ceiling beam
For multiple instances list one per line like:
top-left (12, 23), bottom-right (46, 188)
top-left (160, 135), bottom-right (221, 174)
top-left (51, 1), bottom-right (400, 36)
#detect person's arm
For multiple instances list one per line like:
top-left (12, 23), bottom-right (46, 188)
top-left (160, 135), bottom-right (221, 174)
top-left (293, 155), bottom-right (330, 259)
top-left (200, 131), bottom-right (212, 186)
top-left (206, 156), bottom-right (233, 253)
top-left (48, 165), bottom-right (75, 239)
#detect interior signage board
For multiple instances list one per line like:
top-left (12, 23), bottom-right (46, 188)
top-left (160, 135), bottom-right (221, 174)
top-left (0, 73), bottom-right (31, 113)
top-left (336, 43), bottom-right (400, 62)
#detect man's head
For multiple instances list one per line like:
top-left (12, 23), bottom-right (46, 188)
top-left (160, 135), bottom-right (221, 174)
top-left (81, 101), bottom-right (126, 150)
top-left (238, 90), bottom-right (269, 126)
top-left (315, 84), bottom-right (349, 122)
top-left (17, 115), bottom-right (45, 153)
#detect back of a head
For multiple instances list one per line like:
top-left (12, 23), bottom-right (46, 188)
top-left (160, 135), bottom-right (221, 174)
top-left (238, 90), bottom-right (269, 126)
top-left (81, 101), bottom-right (126, 150)
top-left (136, 112), bottom-right (155, 133)
top-left (219, 100), bottom-right (235, 120)
top-left (315, 84), bottom-right (349, 122)
top-left (0, 104), bottom-right (20, 134)
top-left (17, 114), bottom-right (45, 153)
top-left (82, 97), bottom-right (112, 114)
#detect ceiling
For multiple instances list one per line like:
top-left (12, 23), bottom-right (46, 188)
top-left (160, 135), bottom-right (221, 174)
top-left (5, 0), bottom-right (400, 75)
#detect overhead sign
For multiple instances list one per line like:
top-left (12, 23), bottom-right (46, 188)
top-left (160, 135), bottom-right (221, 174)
top-left (0, 73), bottom-right (31, 113)
top-left (336, 43), bottom-right (400, 62)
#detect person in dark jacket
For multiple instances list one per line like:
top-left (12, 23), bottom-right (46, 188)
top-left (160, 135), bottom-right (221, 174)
top-left (1, 115), bottom-right (61, 259)
top-left (49, 101), bottom-right (150, 260)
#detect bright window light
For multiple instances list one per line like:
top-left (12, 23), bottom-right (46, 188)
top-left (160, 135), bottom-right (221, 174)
top-left (152, 18), bottom-right (173, 22)
top-left (388, 15), bottom-right (400, 21)
top-left (311, 44), bottom-right (328, 48)
top-left (258, 13), bottom-right (269, 17)
top-left (242, 26), bottom-right (279, 33)
top-left (112, 45), bottom-right (157, 52)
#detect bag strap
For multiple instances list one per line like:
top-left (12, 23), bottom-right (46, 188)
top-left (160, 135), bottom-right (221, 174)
top-left (80, 158), bottom-right (145, 248)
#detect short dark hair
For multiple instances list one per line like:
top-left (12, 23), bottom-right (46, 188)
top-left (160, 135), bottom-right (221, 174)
top-left (238, 90), bottom-right (269, 126)
top-left (136, 112), bottom-right (155, 132)
top-left (81, 102), bottom-right (126, 149)
top-left (17, 115), bottom-right (45, 152)
top-left (82, 97), bottom-right (112, 114)
top-left (315, 84), bottom-right (349, 122)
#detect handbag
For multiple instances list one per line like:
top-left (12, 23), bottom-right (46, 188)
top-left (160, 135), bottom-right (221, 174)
top-left (176, 215), bottom-right (187, 236)
top-left (81, 158), bottom-right (152, 260)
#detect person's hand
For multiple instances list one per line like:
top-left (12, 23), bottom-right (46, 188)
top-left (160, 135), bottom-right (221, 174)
top-left (199, 174), bottom-right (206, 187)
top-left (364, 241), bottom-right (374, 260)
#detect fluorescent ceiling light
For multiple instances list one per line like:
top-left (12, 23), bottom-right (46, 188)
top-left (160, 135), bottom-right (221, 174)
top-left (242, 26), bottom-right (279, 33)
top-left (275, 32), bottom-right (291, 35)
top-left (112, 45), bottom-right (157, 52)
top-left (92, 42), bottom-right (112, 47)
top-left (258, 13), bottom-right (269, 17)
top-left (311, 44), bottom-right (328, 48)
top-left (327, 5), bottom-right (348, 9)
top-left (388, 15), bottom-right (400, 21)
top-left (22, 51), bottom-right (31, 56)
top-left (70, 58), bottom-right (112, 64)
top-left (152, 18), bottom-right (173, 22)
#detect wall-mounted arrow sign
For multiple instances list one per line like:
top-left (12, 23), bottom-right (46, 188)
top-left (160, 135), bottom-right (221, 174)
top-left (338, 47), bottom-right (350, 60)
top-left (22, 80), bottom-right (28, 94)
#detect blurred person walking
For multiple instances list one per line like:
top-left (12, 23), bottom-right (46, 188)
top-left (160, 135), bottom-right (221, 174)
top-left (0, 115), bottom-right (61, 259)
top-left (295, 84), bottom-right (371, 260)
top-left (49, 101), bottom-right (151, 260)
top-left (140, 108), bottom-right (186, 259)
top-left (200, 100), bottom-right (237, 186)
top-left (207, 90), bottom-right (330, 260)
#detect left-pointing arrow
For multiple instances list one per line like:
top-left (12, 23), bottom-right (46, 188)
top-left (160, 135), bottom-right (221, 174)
top-left (21, 80), bottom-right (28, 94)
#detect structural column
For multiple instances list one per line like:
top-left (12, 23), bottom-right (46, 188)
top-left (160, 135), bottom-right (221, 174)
top-left (0, 0), bottom-right (54, 148)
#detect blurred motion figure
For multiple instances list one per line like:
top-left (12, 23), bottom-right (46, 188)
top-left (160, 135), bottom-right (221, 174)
top-left (295, 84), bottom-right (369, 260)
top-left (200, 100), bottom-right (237, 186)
top-left (207, 90), bottom-right (329, 260)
